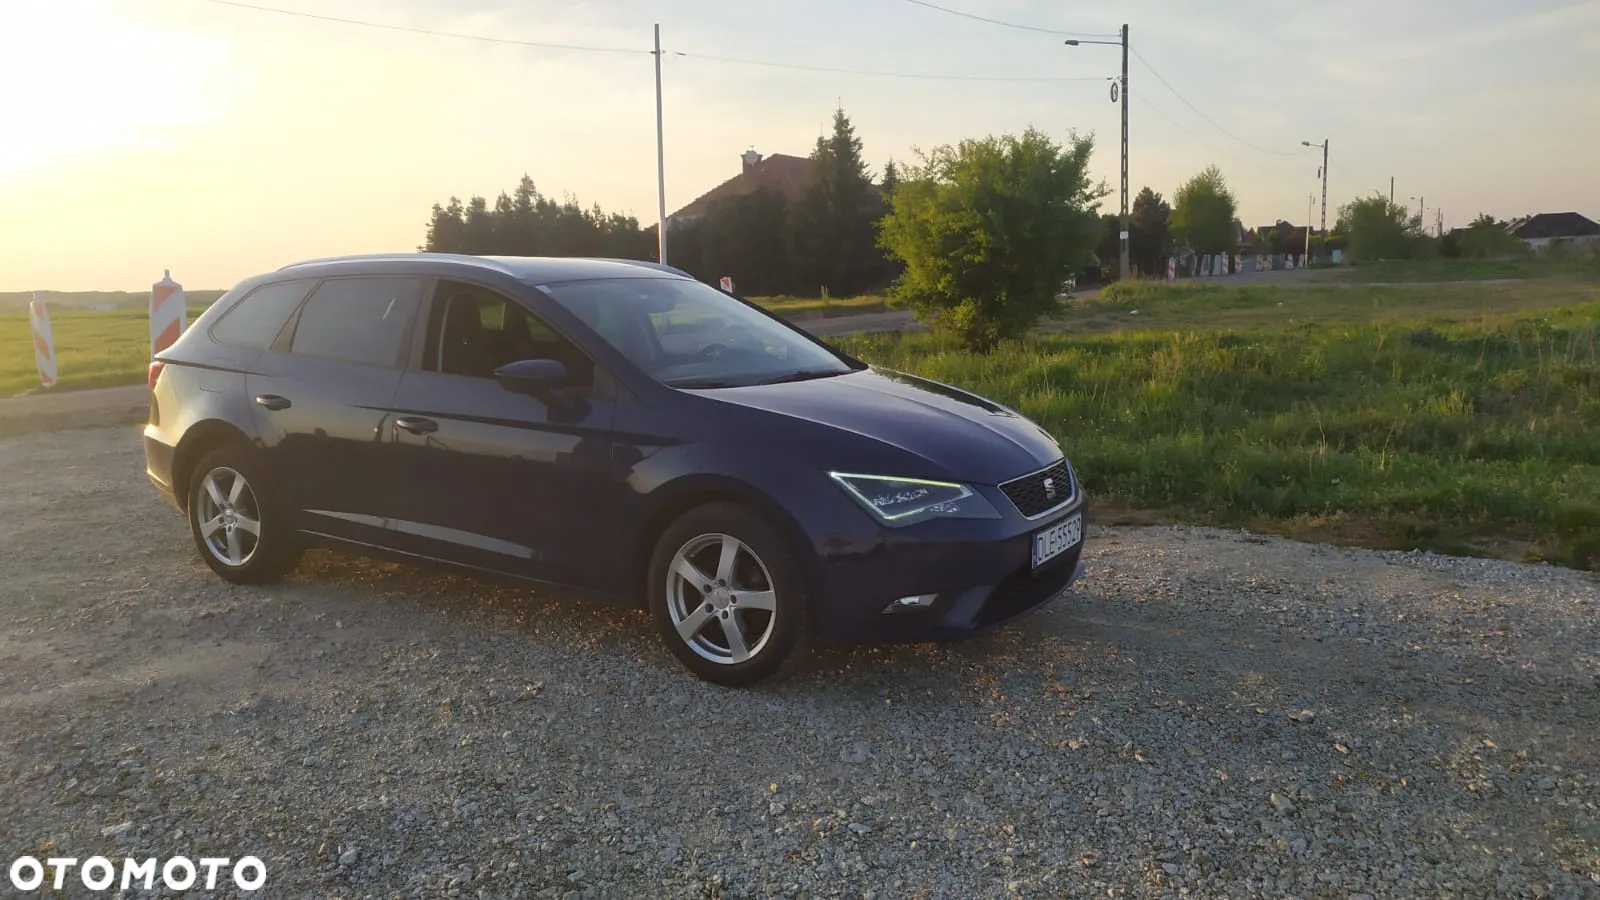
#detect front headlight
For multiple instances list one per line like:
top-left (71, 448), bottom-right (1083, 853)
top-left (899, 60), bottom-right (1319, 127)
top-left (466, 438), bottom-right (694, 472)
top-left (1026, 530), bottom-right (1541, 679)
top-left (828, 472), bottom-right (1002, 527)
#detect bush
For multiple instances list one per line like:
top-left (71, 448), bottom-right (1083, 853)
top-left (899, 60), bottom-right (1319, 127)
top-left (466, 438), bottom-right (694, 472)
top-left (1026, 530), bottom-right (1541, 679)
top-left (879, 129), bottom-right (1103, 352)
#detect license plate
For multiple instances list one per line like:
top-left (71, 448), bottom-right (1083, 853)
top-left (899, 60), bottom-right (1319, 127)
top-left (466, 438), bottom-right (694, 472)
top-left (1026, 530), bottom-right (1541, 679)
top-left (1032, 513), bottom-right (1082, 568)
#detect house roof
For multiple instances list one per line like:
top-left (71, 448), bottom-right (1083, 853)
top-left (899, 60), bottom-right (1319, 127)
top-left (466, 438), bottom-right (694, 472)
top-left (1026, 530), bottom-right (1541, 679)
top-left (669, 153), bottom-right (812, 221)
top-left (1505, 212), bottom-right (1600, 240)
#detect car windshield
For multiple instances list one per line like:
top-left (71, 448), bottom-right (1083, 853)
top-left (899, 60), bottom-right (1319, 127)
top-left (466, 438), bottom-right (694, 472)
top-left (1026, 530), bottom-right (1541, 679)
top-left (540, 277), bottom-right (855, 388)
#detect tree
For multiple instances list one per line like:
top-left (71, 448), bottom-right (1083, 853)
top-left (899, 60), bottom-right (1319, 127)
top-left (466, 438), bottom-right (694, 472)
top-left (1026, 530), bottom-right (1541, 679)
top-left (790, 107), bottom-right (888, 296)
top-left (423, 197), bottom-right (467, 253)
top-left (685, 189), bottom-right (793, 296)
top-left (878, 128), bottom-right (1103, 352)
top-left (1337, 194), bottom-right (1424, 262)
top-left (1095, 214), bottom-right (1121, 269)
top-left (461, 196), bottom-right (496, 254)
top-left (1456, 213), bottom-right (1530, 260)
top-left (1172, 165), bottom-right (1238, 257)
top-left (881, 159), bottom-right (901, 201)
top-left (422, 175), bottom-right (654, 261)
top-left (1129, 187), bottom-right (1172, 276)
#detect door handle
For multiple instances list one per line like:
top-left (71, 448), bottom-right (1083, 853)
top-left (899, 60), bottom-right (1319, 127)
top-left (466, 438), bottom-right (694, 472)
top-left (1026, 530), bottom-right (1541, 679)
top-left (254, 394), bottom-right (291, 411)
top-left (395, 415), bottom-right (439, 436)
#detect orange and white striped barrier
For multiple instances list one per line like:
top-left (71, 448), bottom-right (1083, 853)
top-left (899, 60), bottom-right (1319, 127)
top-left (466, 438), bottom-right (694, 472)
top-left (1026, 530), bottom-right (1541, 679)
top-left (29, 294), bottom-right (57, 389)
top-left (151, 270), bottom-right (186, 356)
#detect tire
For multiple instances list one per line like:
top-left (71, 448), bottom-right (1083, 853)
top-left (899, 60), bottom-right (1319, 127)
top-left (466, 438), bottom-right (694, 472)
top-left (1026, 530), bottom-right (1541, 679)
top-left (647, 502), bottom-right (813, 686)
top-left (186, 447), bottom-right (302, 584)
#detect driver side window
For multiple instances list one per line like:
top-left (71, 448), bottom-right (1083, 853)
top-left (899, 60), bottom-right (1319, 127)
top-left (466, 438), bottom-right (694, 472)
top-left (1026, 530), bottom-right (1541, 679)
top-left (424, 281), bottom-right (594, 389)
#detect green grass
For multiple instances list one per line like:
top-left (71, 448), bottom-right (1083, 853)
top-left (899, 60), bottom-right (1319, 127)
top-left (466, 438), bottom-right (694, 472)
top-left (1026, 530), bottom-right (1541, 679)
top-left (0, 305), bottom-right (215, 395)
top-left (1331, 256), bottom-right (1600, 283)
top-left (1071, 280), bottom-right (1599, 333)
top-left (747, 294), bottom-right (887, 318)
top-left (0, 295), bottom-right (886, 396)
top-left (831, 283), bottom-right (1600, 569)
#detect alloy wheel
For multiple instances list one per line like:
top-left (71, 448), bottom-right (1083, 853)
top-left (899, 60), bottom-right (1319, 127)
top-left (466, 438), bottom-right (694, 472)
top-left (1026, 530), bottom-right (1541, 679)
top-left (665, 533), bottom-right (779, 664)
top-left (194, 466), bottom-right (262, 568)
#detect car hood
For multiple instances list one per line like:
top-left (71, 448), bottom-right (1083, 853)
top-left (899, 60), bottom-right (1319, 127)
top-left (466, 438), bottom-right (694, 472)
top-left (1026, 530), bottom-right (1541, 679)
top-left (703, 368), bottom-right (1062, 483)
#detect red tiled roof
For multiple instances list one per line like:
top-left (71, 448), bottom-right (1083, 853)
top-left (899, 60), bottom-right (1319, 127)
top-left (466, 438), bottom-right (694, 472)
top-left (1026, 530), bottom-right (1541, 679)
top-left (670, 154), bottom-right (812, 221)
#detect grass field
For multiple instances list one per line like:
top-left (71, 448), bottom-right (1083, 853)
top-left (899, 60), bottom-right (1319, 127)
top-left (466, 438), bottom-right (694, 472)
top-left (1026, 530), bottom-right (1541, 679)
top-left (834, 279), bottom-right (1600, 569)
top-left (0, 294), bottom-right (884, 396)
top-left (0, 306), bottom-right (217, 395)
top-left (1331, 255), bottom-right (1600, 283)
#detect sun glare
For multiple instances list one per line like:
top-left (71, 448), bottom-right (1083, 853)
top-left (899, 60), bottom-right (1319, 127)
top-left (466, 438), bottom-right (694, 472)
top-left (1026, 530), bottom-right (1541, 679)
top-left (0, 0), bottom-right (229, 181)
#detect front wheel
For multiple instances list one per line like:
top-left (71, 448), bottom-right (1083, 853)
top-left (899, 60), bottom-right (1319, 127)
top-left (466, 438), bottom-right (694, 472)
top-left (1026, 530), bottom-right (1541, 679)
top-left (186, 448), bottom-right (301, 584)
top-left (647, 502), bottom-right (812, 686)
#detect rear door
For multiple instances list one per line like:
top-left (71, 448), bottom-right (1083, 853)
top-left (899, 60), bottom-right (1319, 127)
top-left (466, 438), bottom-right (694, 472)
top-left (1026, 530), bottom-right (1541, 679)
top-left (246, 276), bottom-right (424, 545)
top-left (384, 279), bottom-right (626, 587)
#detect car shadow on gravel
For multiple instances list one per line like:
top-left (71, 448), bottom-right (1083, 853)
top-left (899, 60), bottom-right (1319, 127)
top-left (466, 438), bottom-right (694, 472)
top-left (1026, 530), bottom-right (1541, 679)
top-left (282, 549), bottom-right (1058, 689)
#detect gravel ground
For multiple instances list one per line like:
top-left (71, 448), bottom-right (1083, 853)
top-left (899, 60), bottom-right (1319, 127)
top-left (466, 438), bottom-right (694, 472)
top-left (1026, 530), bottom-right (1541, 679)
top-left (0, 425), bottom-right (1596, 899)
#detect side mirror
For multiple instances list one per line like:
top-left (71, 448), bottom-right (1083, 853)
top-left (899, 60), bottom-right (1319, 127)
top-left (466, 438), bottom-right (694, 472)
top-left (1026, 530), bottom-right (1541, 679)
top-left (493, 358), bottom-right (569, 396)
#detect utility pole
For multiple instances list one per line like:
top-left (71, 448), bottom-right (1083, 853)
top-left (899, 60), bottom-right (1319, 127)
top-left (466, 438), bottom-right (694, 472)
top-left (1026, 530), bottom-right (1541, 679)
top-left (1305, 194), bottom-right (1314, 266)
top-left (1119, 24), bottom-right (1129, 282)
top-left (653, 24), bottom-right (668, 265)
top-left (1318, 141), bottom-right (1328, 259)
top-left (1389, 177), bottom-right (1395, 206)
top-left (1302, 139), bottom-right (1329, 262)
top-left (1065, 25), bottom-right (1130, 281)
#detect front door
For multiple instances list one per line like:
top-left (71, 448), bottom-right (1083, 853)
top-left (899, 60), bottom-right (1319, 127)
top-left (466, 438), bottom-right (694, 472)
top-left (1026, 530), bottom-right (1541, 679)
top-left (385, 280), bottom-right (623, 587)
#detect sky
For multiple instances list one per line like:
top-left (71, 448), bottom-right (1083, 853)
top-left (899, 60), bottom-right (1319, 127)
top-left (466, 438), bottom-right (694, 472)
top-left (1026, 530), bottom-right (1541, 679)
top-left (3, 0), bottom-right (1598, 291)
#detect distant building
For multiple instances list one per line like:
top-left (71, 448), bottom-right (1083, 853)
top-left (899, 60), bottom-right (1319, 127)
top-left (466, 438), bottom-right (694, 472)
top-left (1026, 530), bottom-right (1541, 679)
top-left (1503, 212), bottom-right (1600, 250)
top-left (666, 149), bottom-right (814, 228)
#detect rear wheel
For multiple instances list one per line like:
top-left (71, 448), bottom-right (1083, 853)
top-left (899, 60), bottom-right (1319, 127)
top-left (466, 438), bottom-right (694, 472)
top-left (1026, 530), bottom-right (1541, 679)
top-left (648, 502), bottom-right (812, 686)
top-left (186, 448), bottom-right (301, 584)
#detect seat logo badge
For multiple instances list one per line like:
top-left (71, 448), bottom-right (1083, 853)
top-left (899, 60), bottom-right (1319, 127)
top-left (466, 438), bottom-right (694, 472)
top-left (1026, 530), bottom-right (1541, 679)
top-left (1043, 477), bottom-right (1057, 500)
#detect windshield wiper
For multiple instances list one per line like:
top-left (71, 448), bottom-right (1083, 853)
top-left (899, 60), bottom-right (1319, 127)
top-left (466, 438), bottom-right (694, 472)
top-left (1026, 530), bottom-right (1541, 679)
top-left (753, 369), bottom-right (846, 385)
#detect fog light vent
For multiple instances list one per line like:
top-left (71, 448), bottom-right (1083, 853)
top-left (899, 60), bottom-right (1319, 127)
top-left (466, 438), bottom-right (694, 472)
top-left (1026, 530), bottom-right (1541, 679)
top-left (882, 594), bottom-right (937, 614)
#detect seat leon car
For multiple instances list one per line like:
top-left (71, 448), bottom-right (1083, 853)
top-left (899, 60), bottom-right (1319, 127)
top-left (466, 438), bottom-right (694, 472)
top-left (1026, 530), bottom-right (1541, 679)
top-left (144, 254), bottom-right (1088, 684)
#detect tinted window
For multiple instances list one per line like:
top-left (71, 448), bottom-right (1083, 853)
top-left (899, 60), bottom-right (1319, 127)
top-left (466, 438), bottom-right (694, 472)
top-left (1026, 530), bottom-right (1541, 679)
top-left (541, 277), bottom-right (852, 389)
top-left (210, 280), bottom-right (314, 349)
top-left (289, 277), bottom-right (422, 368)
top-left (426, 281), bottom-right (593, 387)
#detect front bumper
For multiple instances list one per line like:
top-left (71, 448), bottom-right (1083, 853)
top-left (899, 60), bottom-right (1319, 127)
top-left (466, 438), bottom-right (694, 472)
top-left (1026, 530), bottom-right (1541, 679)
top-left (810, 494), bottom-right (1089, 645)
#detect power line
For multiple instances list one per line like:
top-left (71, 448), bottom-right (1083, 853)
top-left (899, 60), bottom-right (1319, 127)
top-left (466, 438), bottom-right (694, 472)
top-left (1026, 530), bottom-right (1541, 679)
top-left (202, 0), bottom-right (1109, 82)
top-left (898, 0), bottom-right (1118, 38)
top-left (1136, 92), bottom-right (1207, 144)
top-left (200, 0), bottom-right (647, 54)
top-left (1131, 47), bottom-right (1306, 156)
top-left (673, 51), bottom-right (1111, 82)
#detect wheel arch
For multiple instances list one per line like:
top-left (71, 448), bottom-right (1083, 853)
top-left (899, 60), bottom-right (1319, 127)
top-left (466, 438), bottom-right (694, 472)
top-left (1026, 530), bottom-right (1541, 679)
top-left (632, 474), bottom-right (818, 609)
top-left (171, 420), bottom-right (258, 512)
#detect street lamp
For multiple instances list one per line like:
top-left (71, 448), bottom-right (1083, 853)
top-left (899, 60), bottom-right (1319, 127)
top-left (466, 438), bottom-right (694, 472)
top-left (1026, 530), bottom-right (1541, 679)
top-left (1409, 195), bottom-right (1424, 223)
top-left (1302, 139), bottom-right (1328, 261)
top-left (1066, 25), bottom-right (1130, 281)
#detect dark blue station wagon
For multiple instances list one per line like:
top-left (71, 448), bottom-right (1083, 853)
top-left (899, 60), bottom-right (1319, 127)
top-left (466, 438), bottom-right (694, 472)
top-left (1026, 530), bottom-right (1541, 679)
top-left (144, 255), bottom-right (1087, 684)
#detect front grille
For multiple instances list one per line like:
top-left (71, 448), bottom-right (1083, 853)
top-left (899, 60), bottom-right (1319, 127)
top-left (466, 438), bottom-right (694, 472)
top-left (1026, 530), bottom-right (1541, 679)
top-left (999, 459), bottom-right (1074, 518)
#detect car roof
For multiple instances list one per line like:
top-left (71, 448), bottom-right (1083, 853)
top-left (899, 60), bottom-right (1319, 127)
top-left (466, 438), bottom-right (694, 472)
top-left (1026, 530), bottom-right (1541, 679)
top-left (274, 253), bottom-right (693, 284)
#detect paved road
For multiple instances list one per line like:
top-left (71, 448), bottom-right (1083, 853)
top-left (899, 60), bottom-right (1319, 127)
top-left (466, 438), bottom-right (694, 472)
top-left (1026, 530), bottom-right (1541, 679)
top-left (803, 309), bottom-right (921, 337)
top-left (0, 384), bottom-right (148, 437)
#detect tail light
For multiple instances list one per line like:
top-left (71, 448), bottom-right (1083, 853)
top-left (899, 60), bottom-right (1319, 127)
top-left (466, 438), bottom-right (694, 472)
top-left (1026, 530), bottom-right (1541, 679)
top-left (147, 359), bottom-right (165, 389)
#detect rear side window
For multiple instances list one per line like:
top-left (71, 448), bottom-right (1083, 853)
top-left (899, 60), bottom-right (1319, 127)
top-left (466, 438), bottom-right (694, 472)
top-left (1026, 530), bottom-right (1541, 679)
top-left (210, 280), bottom-right (314, 349)
top-left (289, 277), bottom-right (423, 368)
